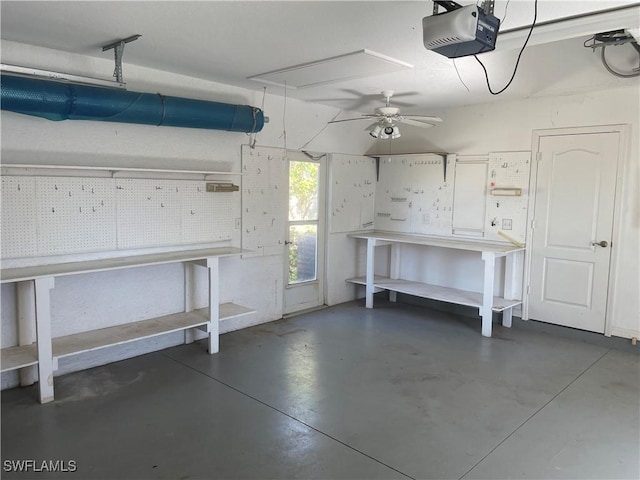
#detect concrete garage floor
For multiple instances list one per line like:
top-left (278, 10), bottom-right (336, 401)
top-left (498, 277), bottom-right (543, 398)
top-left (2, 300), bottom-right (639, 479)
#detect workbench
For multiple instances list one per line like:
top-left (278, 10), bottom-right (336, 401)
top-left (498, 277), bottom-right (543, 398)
top-left (347, 232), bottom-right (524, 337)
top-left (1, 247), bottom-right (253, 403)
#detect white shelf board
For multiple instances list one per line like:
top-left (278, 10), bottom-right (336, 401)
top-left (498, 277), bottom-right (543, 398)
top-left (346, 276), bottom-right (521, 312)
top-left (1, 163), bottom-right (240, 176)
top-left (346, 275), bottom-right (387, 286)
top-left (51, 302), bottom-right (255, 359)
top-left (349, 231), bottom-right (523, 255)
top-left (53, 309), bottom-right (210, 359)
top-left (219, 302), bottom-right (255, 320)
top-left (1, 247), bottom-right (248, 283)
top-left (1, 344), bottom-right (38, 372)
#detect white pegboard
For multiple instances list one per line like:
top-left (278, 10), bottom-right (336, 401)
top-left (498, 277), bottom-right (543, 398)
top-left (116, 178), bottom-right (182, 249)
top-left (330, 154), bottom-right (376, 233)
top-left (241, 145), bottom-right (287, 257)
top-left (1, 177), bottom-right (38, 258)
top-left (180, 181), bottom-right (235, 244)
top-left (452, 159), bottom-right (488, 237)
top-left (484, 151), bottom-right (531, 244)
top-left (35, 177), bottom-right (117, 255)
top-left (2, 174), bottom-right (237, 260)
top-left (374, 155), bottom-right (454, 236)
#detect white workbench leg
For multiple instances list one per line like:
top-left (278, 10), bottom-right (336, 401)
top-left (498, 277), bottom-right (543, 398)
top-left (389, 243), bottom-right (400, 303)
top-left (481, 252), bottom-right (496, 338)
top-left (502, 252), bottom-right (518, 328)
top-left (17, 281), bottom-right (37, 386)
top-left (184, 263), bottom-right (196, 344)
top-left (502, 308), bottom-right (513, 328)
top-left (34, 277), bottom-right (55, 404)
top-left (365, 238), bottom-right (375, 309)
top-left (207, 258), bottom-right (220, 354)
top-left (503, 252), bottom-right (518, 301)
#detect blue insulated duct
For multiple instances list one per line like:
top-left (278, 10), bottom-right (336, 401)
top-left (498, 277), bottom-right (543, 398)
top-left (0, 74), bottom-right (265, 133)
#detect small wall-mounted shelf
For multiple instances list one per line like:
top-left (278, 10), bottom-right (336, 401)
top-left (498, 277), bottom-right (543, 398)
top-left (206, 182), bottom-right (240, 192)
top-left (0, 163), bottom-right (241, 180)
top-left (490, 187), bottom-right (522, 196)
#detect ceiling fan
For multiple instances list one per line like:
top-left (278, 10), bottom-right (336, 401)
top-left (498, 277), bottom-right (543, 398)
top-left (328, 90), bottom-right (443, 139)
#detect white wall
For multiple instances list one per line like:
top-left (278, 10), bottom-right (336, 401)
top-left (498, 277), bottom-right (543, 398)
top-left (368, 84), bottom-right (639, 338)
top-left (0, 40), bottom-right (373, 389)
top-left (2, 39), bottom-right (638, 391)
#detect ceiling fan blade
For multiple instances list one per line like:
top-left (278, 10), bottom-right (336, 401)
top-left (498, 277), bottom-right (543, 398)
top-left (390, 91), bottom-right (420, 98)
top-left (328, 113), bottom-right (383, 124)
top-left (314, 89), bottom-right (380, 110)
top-left (337, 89), bottom-right (422, 109)
top-left (386, 92), bottom-right (421, 107)
top-left (403, 115), bottom-right (443, 123)
top-left (398, 118), bottom-right (439, 129)
top-left (328, 117), bottom-right (370, 124)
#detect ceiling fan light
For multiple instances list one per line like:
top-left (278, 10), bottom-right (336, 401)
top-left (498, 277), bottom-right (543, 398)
top-left (379, 128), bottom-right (390, 140)
top-left (369, 124), bottom-right (382, 138)
top-left (391, 125), bottom-right (401, 139)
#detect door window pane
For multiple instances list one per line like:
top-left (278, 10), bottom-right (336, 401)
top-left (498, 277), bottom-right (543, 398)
top-left (289, 161), bottom-right (319, 221)
top-left (289, 224), bottom-right (317, 284)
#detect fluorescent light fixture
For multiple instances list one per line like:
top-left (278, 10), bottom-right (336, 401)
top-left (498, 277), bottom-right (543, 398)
top-left (248, 49), bottom-right (413, 89)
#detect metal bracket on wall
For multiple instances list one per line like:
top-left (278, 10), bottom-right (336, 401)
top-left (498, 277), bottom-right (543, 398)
top-left (481, 0), bottom-right (495, 15)
top-left (206, 182), bottom-right (240, 193)
top-left (432, 1), bottom-right (493, 15)
top-left (102, 34), bottom-right (141, 84)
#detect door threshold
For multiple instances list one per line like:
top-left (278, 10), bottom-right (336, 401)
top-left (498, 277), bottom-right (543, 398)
top-left (283, 304), bottom-right (328, 319)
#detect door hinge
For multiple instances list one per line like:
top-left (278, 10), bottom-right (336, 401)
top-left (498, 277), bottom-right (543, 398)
top-left (536, 152), bottom-right (542, 162)
top-left (526, 285), bottom-right (530, 295)
top-left (530, 219), bottom-right (536, 230)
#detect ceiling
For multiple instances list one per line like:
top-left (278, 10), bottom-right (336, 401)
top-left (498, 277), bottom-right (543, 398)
top-left (1, 1), bottom-right (639, 118)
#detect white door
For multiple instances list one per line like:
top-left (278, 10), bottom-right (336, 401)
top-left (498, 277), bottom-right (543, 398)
top-left (283, 152), bottom-right (326, 314)
top-left (528, 132), bottom-right (620, 333)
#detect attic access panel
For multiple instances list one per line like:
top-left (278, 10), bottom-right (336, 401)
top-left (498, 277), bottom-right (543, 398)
top-left (248, 49), bottom-right (413, 89)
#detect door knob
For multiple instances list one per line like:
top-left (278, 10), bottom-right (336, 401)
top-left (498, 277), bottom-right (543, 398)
top-left (284, 240), bottom-right (293, 245)
top-left (591, 240), bottom-right (608, 248)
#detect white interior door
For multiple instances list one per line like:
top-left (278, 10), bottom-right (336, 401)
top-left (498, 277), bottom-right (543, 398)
top-left (283, 152), bottom-right (326, 315)
top-left (528, 132), bottom-right (620, 333)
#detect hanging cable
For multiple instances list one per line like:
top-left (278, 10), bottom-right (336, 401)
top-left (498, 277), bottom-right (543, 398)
top-left (474, 0), bottom-right (538, 95)
top-left (452, 58), bottom-right (470, 92)
top-left (500, 0), bottom-right (512, 26)
top-left (601, 45), bottom-right (640, 77)
top-left (583, 30), bottom-right (640, 78)
top-left (298, 109), bottom-right (344, 150)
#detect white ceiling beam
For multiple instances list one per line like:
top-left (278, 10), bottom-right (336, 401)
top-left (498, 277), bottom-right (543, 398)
top-left (495, 4), bottom-right (640, 51)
